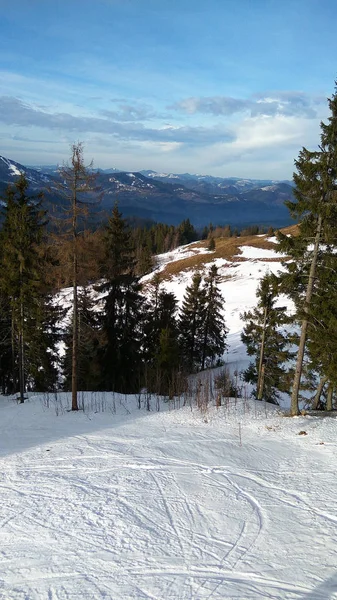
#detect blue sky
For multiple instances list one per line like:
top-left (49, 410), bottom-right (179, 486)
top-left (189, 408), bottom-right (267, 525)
top-left (1, 0), bottom-right (336, 178)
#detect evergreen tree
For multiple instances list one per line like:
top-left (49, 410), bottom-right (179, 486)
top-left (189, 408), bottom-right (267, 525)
top-left (143, 275), bottom-right (179, 393)
top-left (63, 287), bottom-right (101, 391)
top-left (303, 249), bottom-right (337, 408)
top-left (0, 290), bottom-right (12, 394)
top-left (277, 84), bottom-right (337, 414)
top-left (153, 327), bottom-right (181, 396)
top-left (100, 203), bottom-right (144, 392)
top-left (0, 174), bottom-right (60, 398)
top-left (241, 273), bottom-right (292, 404)
top-left (207, 236), bottom-right (216, 251)
top-left (178, 273), bottom-right (206, 372)
top-left (177, 219), bottom-right (198, 245)
top-left (201, 265), bottom-right (227, 370)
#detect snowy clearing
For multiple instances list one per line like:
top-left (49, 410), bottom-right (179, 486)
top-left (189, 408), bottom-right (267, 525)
top-left (0, 393), bottom-right (337, 599)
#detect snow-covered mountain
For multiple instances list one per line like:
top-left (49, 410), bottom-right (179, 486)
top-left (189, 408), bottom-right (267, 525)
top-left (0, 155), bottom-right (294, 228)
top-left (141, 169), bottom-right (294, 196)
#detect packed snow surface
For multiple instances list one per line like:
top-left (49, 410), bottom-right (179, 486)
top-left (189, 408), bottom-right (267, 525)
top-left (1, 393), bottom-right (337, 599)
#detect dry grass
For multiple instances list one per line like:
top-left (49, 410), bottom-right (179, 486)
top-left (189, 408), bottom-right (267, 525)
top-left (158, 228), bottom-right (292, 281)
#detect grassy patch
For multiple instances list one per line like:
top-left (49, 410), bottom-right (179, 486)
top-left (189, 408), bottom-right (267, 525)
top-left (158, 232), bottom-right (286, 281)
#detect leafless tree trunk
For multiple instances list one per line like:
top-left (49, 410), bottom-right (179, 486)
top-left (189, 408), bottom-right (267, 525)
top-left (312, 375), bottom-right (328, 410)
top-left (257, 304), bottom-right (268, 401)
top-left (71, 167), bottom-right (79, 411)
top-left (326, 383), bottom-right (334, 411)
top-left (56, 143), bottom-right (100, 411)
top-left (290, 214), bottom-right (323, 416)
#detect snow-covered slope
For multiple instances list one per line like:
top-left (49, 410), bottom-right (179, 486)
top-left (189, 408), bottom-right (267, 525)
top-left (3, 233), bottom-right (333, 600)
top-left (0, 393), bottom-right (337, 599)
top-left (142, 235), bottom-right (293, 382)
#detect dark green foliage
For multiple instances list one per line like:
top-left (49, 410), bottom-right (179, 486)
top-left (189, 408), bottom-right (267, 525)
top-left (201, 265), bottom-right (227, 370)
top-left (241, 273), bottom-right (292, 404)
top-left (0, 291), bottom-right (12, 394)
top-left (176, 219), bottom-right (198, 245)
top-left (63, 287), bottom-right (101, 391)
top-left (276, 85), bottom-right (337, 411)
top-left (142, 274), bottom-right (180, 395)
top-left (178, 273), bottom-right (206, 373)
top-left (99, 203), bottom-right (144, 393)
top-left (0, 174), bottom-right (60, 395)
top-left (178, 268), bottom-right (226, 373)
top-left (207, 236), bottom-right (215, 251)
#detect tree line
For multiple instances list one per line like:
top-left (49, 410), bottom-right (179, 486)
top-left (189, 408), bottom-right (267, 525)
top-left (0, 150), bottom-right (226, 406)
top-left (2, 81), bottom-right (337, 414)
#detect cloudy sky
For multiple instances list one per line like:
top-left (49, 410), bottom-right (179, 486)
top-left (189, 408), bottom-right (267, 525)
top-left (1, 0), bottom-right (336, 178)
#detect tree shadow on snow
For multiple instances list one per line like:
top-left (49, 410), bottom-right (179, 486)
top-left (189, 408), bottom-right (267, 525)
top-left (301, 571), bottom-right (337, 599)
top-left (0, 391), bottom-right (176, 458)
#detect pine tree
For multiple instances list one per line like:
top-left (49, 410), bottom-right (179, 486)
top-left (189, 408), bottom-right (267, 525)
top-left (207, 236), bottom-right (216, 251)
top-left (303, 249), bottom-right (337, 408)
top-left (201, 265), bottom-right (227, 369)
top-left (143, 275), bottom-right (179, 394)
top-left (153, 327), bottom-right (180, 396)
top-left (178, 273), bottom-right (206, 372)
top-left (241, 273), bottom-right (292, 404)
top-left (100, 203), bottom-right (144, 392)
top-left (0, 174), bottom-right (60, 398)
top-left (277, 84), bottom-right (337, 414)
top-left (63, 287), bottom-right (101, 391)
top-left (0, 290), bottom-right (12, 394)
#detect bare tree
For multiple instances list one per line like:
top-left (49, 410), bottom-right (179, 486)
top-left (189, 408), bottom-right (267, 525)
top-left (56, 143), bottom-right (100, 411)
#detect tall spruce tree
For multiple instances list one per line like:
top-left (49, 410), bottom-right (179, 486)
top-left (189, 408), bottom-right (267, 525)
top-left (277, 85), bottom-right (337, 415)
top-left (63, 287), bottom-right (101, 391)
top-left (200, 265), bottom-right (227, 369)
top-left (0, 290), bottom-right (13, 394)
top-left (100, 203), bottom-right (144, 392)
top-left (178, 273), bottom-right (206, 373)
top-left (241, 273), bottom-right (292, 404)
top-left (143, 275), bottom-right (179, 394)
top-left (0, 174), bottom-right (60, 398)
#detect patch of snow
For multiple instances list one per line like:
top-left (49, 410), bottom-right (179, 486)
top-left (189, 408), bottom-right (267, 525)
top-left (261, 185), bottom-right (278, 191)
top-left (237, 246), bottom-right (287, 260)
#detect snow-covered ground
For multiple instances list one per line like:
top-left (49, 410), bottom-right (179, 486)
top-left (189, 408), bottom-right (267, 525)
top-left (1, 393), bottom-right (337, 599)
top-left (2, 238), bottom-right (334, 599)
top-left (153, 240), bottom-right (294, 385)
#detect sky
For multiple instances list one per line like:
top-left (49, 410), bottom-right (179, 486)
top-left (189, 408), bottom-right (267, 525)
top-left (0, 0), bottom-right (336, 179)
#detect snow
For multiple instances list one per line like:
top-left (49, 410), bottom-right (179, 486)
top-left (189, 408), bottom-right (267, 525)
top-left (0, 156), bottom-right (22, 177)
top-left (261, 185), bottom-right (278, 191)
top-left (141, 242), bottom-right (211, 283)
top-left (2, 238), bottom-right (334, 599)
top-left (1, 393), bottom-right (337, 599)
top-left (150, 241), bottom-right (294, 382)
top-left (237, 245), bottom-right (287, 260)
top-left (9, 164), bottom-right (22, 177)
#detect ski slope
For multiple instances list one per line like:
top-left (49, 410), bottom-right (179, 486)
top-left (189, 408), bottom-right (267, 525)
top-left (0, 393), bottom-right (337, 599)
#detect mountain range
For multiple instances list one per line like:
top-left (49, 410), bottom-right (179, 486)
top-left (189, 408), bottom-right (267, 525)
top-left (0, 155), bottom-right (295, 228)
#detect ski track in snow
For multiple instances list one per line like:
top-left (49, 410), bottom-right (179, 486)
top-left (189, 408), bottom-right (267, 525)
top-left (0, 396), bottom-right (337, 599)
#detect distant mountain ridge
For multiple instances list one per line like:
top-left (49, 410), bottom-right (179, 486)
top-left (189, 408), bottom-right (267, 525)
top-left (0, 155), bottom-right (295, 228)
